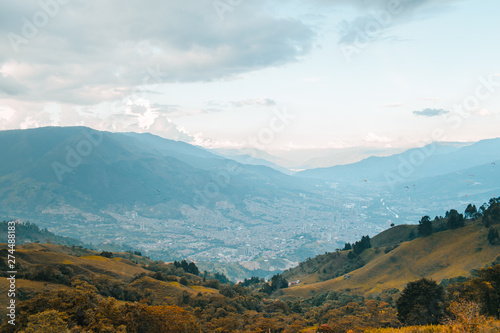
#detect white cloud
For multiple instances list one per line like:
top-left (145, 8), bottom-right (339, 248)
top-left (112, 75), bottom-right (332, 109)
top-left (472, 109), bottom-right (494, 117)
top-left (0, 1), bottom-right (314, 106)
top-left (332, 0), bottom-right (460, 45)
top-left (231, 98), bottom-right (276, 108)
top-left (363, 132), bottom-right (392, 143)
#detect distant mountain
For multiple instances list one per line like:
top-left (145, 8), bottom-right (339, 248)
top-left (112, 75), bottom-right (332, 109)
top-left (211, 148), bottom-right (293, 174)
top-left (0, 127), bottom-right (307, 217)
top-left (297, 140), bottom-right (498, 183)
top-left (267, 146), bottom-right (408, 169)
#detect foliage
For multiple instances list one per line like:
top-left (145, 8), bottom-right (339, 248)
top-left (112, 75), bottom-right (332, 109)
top-left (446, 264), bottom-right (500, 318)
top-left (396, 278), bottom-right (445, 325)
top-left (446, 209), bottom-right (465, 230)
top-left (464, 204), bottom-right (478, 219)
top-left (100, 251), bottom-right (113, 258)
top-left (174, 259), bottom-right (200, 276)
top-left (352, 235), bottom-right (372, 255)
top-left (487, 227), bottom-right (499, 245)
top-left (482, 197), bottom-right (500, 228)
top-left (417, 216), bottom-right (433, 237)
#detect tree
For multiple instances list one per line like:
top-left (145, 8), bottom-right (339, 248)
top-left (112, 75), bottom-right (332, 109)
top-left (342, 243), bottom-right (352, 251)
top-left (396, 278), bottom-right (445, 325)
top-left (446, 265), bottom-right (500, 317)
top-left (271, 273), bottom-right (288, 291)
top-left (352, 236), bottom-right (371, 255)
top-left (487, 227), bottom-right (499, 245)
top-left (483, 198), bottom-right (500, 228)
top-left (187, 262), bottom-right (199, 276)
top-left (465, 204), bottom-right (478, 219)
top-left (447, 209), bottom-right (465, 230)
top-left (99, 251), bottom-right (113, 258)
top-left (179, 276), bottom-right (188, 286)
top-left (213, 272), bottom-right (229, 284)
top-left (417, 216), bottom-right (432, 236)
top-left (22, 310), bottom-right (70, 333)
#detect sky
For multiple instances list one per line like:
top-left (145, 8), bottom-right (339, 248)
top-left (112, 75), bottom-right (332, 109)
top-left (1, 0), bottom-right (499, 153)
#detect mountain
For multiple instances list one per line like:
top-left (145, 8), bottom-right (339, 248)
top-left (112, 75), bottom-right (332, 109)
top-left (0, 126), bottom-right (340, 277)
top-left (210, 148), bottom-right (293, 174)
top-left (268, 146), bottom-right (409, 169)
top-left (2, 127), bottom-right (499, 281)
top-left (296, 140), bottom-right (498, 181)
top-left (0, 126), bottom-right (310, 215)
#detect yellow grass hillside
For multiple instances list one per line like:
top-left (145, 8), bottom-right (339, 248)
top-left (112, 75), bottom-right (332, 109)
top-left (283, 222), bottom-right (499, 298)
top-left (0, 242), bottom-right (221, 317)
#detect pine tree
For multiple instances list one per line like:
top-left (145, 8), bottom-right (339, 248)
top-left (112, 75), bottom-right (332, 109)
top-left (418, 216), bottom-right (432, 236)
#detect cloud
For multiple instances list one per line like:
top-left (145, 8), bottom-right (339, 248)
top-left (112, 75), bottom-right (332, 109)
top-left (332, 0), bottom-right (459, 45)
top-left (363, 132), bottom-right (392, 143)
top-left (199, 98), bottom-right (277, 114)
top-left (472, 109), bottom-right (494, 117)
top-left (0, 1), bottom-right (315, 105)
top-left (0, 73), bottom-right (27, 96)
top-left (413, 108), bottom-right (450, 117)
top-left (231, 98), bottom-right (276, 107)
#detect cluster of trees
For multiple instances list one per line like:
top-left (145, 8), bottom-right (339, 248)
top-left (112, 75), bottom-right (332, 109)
top-left (99, 250), bottom-right (113, 258)
top-left (342, 235), bottom-right (371, 255)
top-left (259, 273), bottom-right (288, 295)
top-left (0, 281), bottom-right (200, 333)
top-left (173, 259), bottom-right (199, 276)
top-left (240, 276), bottom-right (265, 287)
top-left (417, 197), bottom-right (500, 238)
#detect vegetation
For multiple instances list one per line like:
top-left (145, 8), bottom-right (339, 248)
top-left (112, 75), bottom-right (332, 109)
top-left (417, 216), bottom-right (433, 237)
top-left (396, 278), bottom-right (445, 325)
top-left (2, 196), bottom-right (500, 332)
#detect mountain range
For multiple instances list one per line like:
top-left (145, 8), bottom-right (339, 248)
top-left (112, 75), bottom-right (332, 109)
top-left (1, 126), bottom-right (499, 280)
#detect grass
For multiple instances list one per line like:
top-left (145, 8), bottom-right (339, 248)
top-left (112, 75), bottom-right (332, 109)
top-left (191, 285), bottom-right (219, 294)
top-left (1, 243), bottom-right (151, 282)
top-left (81, 255), bottom-right (107, 261)
top-left (283, 222), bottom-right (499, 298)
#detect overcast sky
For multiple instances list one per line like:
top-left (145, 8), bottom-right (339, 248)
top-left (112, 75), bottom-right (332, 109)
top-left (1, 0), bottom-right (499, 152)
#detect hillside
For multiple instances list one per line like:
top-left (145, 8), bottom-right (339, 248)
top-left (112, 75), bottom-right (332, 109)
top-left (282, 217), bottom-right (500, 298)
top-left (0, 221), bottom-right (86, 248)
top-left (1, 221), bottom-right (499, 332)
top-left (0, 242), bottom-right (219, 318)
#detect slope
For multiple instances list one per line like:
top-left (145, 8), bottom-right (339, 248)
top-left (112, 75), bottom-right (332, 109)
top-left (282, 221), bottom-right (500, 298)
